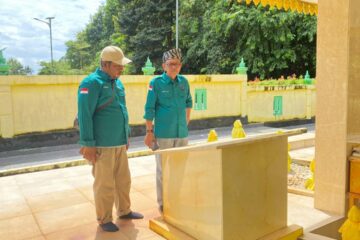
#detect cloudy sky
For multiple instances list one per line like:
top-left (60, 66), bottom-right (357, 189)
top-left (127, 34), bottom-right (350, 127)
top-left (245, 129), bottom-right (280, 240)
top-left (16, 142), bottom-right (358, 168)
top-left (0, 0), bottom-right (105, 73)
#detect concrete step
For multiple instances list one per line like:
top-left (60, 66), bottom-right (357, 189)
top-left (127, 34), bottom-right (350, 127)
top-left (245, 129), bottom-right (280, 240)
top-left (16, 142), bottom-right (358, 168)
top-left (298, 233), bottom-right (337, 240)
top-left (289, 147), bottom-right (315, 165)
top-left (288, 132), bottom-right (315, 166)
top-left (297, 216), bottom-right (345, 240)
top-left (288, 132), bottom-right (315, 150)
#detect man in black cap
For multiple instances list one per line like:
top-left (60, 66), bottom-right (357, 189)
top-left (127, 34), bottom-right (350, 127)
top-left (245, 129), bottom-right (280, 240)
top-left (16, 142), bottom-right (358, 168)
top-left (143, 48), bottom-right (193, 212)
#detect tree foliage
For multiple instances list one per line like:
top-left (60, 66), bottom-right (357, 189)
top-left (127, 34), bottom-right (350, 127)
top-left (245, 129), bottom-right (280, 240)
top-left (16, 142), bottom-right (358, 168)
top-left (7, 58), bottom-right (32, 75)
top-left (118, 0), bottom-right (176, 73)
top-left (180, 1), bottom-right (317, 78)
top-left (65, 32), bottom-right (91, 70)
top-left (47, 0), bottom-right (317, 79)
top-left (38, 58), bottom-right (86, 75)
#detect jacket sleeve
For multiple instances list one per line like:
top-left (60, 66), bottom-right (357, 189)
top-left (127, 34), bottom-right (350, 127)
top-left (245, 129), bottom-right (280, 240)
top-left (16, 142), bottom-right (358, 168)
top-left (78, 79), bottom-right (101, 146)
top-left (143, 80), bottom-right (156, 121)
top-left (186, 80), bottom-right (193, 108)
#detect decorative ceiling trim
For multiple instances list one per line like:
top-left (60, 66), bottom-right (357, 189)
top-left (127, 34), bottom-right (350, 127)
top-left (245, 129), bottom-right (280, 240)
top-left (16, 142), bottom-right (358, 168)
top-left (237, 0), bottom-right (318, 16)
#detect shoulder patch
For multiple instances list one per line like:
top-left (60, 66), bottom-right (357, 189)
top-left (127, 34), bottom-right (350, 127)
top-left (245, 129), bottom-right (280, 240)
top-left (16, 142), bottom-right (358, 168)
top-left (80, 88), bottom-right (89, 94)
top-left (149, 77), bottom-right (160, 89)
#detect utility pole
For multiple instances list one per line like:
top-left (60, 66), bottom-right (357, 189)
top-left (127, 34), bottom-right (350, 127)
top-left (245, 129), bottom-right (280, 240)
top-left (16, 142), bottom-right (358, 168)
top-left (34, 17), bottom-right (55, 74)
top-left (176, 0), bottom-right (179, 49)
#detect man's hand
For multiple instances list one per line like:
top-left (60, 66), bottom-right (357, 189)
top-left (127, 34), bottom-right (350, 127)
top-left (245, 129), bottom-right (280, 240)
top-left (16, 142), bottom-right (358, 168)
top-left (126, 139), bottom-right (130, 150)
top-left (144, 133), bottom-right (154, 148)
top-left (79, 147), bottom-right (97, 164)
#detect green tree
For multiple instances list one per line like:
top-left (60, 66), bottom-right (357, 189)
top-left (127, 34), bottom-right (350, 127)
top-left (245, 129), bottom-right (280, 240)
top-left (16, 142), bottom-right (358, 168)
top-left (180, 1), bottom-right (317, 78)
top-left (65, 32), bottom-right (91, 70)
top-left (178, 0), bottom-right (214, 74)
top-left (64, 0), bottom-right (127, 73)
top-left (182, 1), bottom-right (316, 78)
top-left (63, 0), bottom-right (316, 78)
top-left (38, 58), bottom-right (86, 75)
top-left (118, 0), bottom-right (176, 73)
top-left (7, 58), bottom-right (32, 75)
top-left (83, 3), bottom-right (117, 55)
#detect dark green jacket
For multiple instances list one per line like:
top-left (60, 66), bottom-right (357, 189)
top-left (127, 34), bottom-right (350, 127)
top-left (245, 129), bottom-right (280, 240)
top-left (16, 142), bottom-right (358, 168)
top-left (78, 68), bottom-right (129, 147)
top-left (144, 73), bottom-right (192, 138)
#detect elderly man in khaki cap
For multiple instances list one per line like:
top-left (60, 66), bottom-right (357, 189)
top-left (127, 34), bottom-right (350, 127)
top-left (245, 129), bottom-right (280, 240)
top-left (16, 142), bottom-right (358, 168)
top-left (77, 46), bottom-right (143, 232)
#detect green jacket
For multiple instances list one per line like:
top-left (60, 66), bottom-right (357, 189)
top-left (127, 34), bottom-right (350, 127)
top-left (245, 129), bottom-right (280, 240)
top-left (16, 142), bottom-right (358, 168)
top-left (78, 68), bottom-right (129, 147)
top-left (144, 73), bottom-right (193, 138)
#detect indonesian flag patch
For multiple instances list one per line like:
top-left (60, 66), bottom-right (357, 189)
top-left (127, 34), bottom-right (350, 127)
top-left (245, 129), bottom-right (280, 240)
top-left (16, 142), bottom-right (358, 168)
top-left (148, 85), bottom-right (153, 91)
top-left (80, 88), bottom-right (89, 94)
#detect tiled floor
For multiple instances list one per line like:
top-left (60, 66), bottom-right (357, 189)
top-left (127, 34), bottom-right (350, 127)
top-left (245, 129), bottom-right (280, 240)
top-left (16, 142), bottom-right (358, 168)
top-left (0, 155), bottom-right (162, 240)
top-left (0, 154), bottom-right (335, 240)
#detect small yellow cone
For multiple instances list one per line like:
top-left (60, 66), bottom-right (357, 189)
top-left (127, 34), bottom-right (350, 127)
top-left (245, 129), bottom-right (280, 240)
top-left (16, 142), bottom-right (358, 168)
top-left (207, 129), bottom-right (218, 142)
top-left (348, 205), bottom-right (360, 222)
top-left (310, 159), bottom-right (315, 172)
top-left (231, 120), bottom-right (246, 139)
top-left (305, 159), bottom-right (315, 191)
top-left (305, 177), bottom-right (314, 191)
top-left (339, 205), bottom-right (360, 240)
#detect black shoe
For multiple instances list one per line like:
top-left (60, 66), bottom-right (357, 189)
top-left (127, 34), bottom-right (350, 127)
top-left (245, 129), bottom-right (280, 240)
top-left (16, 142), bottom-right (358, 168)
top-left (119, 211), bottom-right (144, 219)
top-left (100, 222), bottom-right (119, 232)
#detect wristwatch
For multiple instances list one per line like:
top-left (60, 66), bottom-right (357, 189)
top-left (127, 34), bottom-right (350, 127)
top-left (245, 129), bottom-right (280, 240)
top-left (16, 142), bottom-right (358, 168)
top-left (146, 129), bottom-right (153, 133)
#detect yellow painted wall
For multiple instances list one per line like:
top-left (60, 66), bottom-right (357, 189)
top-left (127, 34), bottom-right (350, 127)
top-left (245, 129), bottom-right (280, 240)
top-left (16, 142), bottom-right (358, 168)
top-left (97, 74), bottom-right (245, 125)
top-left (0, 74), bottom-right (315, 138)
top-left (247, 85), bottom-right (316, 122)
top-left (119, 75), bottom-right (152, 125)
top-left (0, 76), bottom-right (82, 137)
top-left (187, 74), bottom-right (246, 120)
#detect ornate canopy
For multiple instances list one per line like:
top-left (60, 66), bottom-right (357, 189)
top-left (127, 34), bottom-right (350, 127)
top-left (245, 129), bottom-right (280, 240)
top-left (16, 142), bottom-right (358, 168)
top-left (238, 0), bottom-right (318, 15)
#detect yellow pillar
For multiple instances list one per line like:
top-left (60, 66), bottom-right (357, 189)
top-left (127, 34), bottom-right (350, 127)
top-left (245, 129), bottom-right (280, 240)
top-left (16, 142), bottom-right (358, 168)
top-left (315, 0), bottom-right (360, 215)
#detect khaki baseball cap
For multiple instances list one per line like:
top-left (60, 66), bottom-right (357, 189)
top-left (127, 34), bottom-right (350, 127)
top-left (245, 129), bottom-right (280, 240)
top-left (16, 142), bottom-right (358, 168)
top-left (100, 46), bottom-right (132, 65)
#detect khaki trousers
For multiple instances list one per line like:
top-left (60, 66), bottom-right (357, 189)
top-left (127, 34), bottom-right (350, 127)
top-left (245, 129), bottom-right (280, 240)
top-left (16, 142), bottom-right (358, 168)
top-left (92, 146), bottom-right (131, 224)
top-left (155, 138), bottom-right (188, 207)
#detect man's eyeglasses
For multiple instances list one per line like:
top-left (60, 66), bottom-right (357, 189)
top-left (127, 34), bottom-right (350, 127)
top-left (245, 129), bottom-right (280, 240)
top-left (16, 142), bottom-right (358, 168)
top-left (166, 63), bottom-right (181, 68)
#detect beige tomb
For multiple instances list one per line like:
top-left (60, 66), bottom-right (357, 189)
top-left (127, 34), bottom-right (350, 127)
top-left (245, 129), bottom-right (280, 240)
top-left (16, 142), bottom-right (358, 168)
top-left (150, 130), bottom-right (304, 240)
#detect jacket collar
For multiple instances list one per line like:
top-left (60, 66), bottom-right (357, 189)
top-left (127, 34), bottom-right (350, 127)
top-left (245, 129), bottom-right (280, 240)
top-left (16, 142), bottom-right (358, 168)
top-left (162, 72), bottom-right (179, 84)
top-left (96, 68), bottom-right (116, 82)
